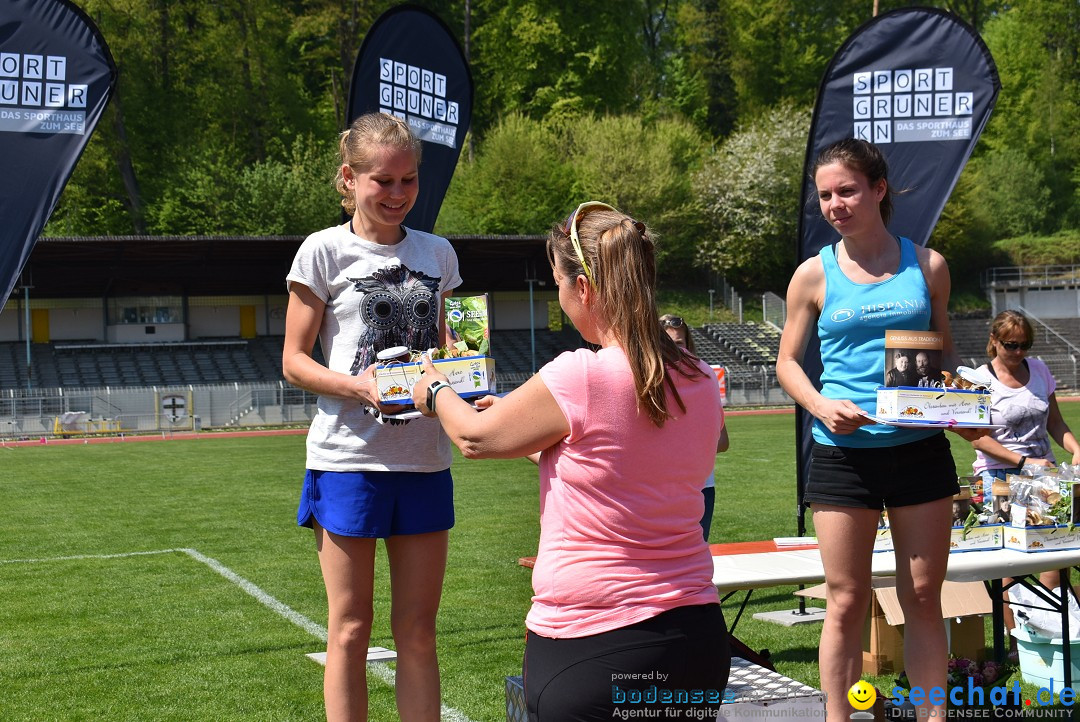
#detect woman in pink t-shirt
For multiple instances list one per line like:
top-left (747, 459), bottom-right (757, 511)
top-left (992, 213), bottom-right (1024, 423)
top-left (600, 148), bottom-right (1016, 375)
top-left (412, 202), bottom-right (729, 721)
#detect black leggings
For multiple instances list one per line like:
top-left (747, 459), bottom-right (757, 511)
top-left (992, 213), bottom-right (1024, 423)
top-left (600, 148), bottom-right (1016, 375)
top-left (524, 604), bottom-right (730, 721)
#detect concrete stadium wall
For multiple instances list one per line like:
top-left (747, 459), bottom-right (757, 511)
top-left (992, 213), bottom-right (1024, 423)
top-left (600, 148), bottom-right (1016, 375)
top-left (992, 287), bottom-right (1080, 319)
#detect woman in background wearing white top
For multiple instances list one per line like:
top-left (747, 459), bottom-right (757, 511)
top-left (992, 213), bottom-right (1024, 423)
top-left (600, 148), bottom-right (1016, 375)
top-left (970, 309), bottom-right (1080, 655)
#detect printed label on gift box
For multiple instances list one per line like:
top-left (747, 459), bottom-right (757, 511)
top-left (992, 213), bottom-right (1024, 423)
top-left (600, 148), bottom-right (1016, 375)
top-left (876, 386), bottom-right (990, 423)
top-left (375, 355), bottom-right (496, 404)
top-left (949, 524), bottom-right (1003, 552)
top-left (1004, 525), bottom-right (1080, 552)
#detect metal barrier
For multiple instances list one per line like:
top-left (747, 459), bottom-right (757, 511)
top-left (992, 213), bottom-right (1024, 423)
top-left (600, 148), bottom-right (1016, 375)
top-left (761, 291), bottom-right (786, 331)
top-left (983, 265), bottom-right (1080, 288)
top-left (0, 374), bottom-right (797, 440)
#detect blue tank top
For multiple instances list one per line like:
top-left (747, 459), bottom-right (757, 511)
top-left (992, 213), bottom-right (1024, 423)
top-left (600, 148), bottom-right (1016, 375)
top-left (814, 236), bottom-right (937, 448)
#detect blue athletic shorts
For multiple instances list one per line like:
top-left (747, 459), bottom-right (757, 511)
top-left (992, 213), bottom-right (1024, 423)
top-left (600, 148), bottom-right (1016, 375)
top-left (297, 468), bottom-right (454, 537)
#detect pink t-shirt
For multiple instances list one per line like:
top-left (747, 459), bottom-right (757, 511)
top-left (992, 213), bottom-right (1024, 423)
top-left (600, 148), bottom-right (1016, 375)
top-left (528, 346), bottom-right (723, 638)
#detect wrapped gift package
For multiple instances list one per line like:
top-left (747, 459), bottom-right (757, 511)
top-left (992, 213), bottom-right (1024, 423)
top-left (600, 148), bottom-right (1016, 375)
top-left (375, 355), bottom-right (496, 405)
top-left (1005, 473), bottom-right (1080, 552)
top-left (876, 386), bottom-right (991, 423)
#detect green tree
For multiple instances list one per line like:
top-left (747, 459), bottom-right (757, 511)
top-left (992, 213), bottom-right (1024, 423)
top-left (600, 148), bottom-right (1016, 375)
top-left (725, 0), bottom-right (870, 117)
top-left (694, 101), bottom-right (811, 293)
top-left (435, 114), bottom-right (574, 236)
top-left (978, 3), bottom-right (1080, 232)
top-left (289, 0), bottom-right (403, 128)
top-left (49, 0), bottom-right (336, 236)
top-left (470, 0), bottom-right (652, 128)
top-left (666, 0), bottom-right (737, 136)
top-left (563, 114), bottom-right (709, 280)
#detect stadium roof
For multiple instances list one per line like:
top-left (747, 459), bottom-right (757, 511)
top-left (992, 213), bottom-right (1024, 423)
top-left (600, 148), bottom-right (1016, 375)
top-left (23, 234), bottom-right (553, 297)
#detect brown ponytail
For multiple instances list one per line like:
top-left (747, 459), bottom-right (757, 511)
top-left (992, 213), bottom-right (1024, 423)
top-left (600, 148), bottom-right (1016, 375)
top-left (547, 206), bottom-right (706, 426)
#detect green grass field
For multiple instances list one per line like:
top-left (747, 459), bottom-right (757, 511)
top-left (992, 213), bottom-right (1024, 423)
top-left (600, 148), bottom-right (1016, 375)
top-left (3, 403), bottom-right (1079, 720)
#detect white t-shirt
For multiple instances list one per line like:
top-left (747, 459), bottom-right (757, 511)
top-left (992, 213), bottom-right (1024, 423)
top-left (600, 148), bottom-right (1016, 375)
top-left (286, 224), bottom-right (462, 472)
top-left (972, 357), bottom-right (1057, 474)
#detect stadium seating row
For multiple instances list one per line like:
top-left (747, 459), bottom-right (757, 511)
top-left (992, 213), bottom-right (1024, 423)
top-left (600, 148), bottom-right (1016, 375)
top-left (2, 318), bottom-right (1074, 392)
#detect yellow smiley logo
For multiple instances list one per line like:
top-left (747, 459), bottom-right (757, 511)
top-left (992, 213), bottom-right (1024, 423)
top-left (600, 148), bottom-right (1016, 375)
top-left (847, 680), bottom-right (876, 711)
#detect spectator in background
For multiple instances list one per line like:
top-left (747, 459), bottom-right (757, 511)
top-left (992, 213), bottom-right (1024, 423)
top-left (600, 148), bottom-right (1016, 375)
top-left (969, 309), bottom-right (1080, 656)
top-left (660, 313), bottom-right (730, 541)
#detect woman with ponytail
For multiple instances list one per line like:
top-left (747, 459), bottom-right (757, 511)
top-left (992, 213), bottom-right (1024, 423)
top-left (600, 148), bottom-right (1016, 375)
top-left (284, 112), bottom-right (461, 722)
top-left (412, 202), bottom-right (730, 721)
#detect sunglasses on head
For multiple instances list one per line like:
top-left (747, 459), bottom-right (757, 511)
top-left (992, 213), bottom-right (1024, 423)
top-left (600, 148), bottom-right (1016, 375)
top-left (997, 338), bottom-right (1032, 351)
top-left (562, 201), bottom-right (616, 287)
top-left (562, 202), bottom-right (646, 286)
top-left (661, 316), bottom-right (684, 329)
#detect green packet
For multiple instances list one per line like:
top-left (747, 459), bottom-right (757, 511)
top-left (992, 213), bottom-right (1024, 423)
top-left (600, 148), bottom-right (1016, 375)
top-left (444, 294), bottom-right (490, 356)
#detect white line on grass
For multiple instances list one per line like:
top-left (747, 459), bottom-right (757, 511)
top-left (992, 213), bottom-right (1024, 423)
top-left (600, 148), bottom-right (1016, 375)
top-left (1, 547), bottom-right (477, 722)
top-left (181, 548), bottom-right (329, 640)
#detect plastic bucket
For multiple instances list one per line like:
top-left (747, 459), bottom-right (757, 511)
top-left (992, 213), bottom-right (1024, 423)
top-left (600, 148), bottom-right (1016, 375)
top-left (1011, 626), bottom-right (1080, 691)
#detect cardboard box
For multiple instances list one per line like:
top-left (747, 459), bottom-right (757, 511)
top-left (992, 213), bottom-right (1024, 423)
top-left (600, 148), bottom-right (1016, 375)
top-left (375, 355), bottom-right (496, 405)
top-left (877, 486), bottom-right (1003, 552)
top-left (1004, 477), bottom-right (1080, 551)
top-left (1004, 525), bottom-right (1080, 552)
top-left (949, 524), bottom-right (1004, 552)
top-left (875, 386), bottom-right (991, 423)
top-left (797, 580), bottom-right (991, 675)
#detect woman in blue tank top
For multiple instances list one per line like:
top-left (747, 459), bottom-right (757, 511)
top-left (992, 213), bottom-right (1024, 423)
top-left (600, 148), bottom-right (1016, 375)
top-left (776, 139), bottom-right (983, 722)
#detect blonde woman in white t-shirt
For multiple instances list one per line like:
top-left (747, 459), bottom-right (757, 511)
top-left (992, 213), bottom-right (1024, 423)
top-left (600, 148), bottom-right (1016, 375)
top-left (284, 112), bottom-right (461, 722)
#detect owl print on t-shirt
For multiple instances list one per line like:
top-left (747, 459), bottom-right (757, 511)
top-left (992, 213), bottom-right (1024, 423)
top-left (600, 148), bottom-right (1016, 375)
top-left (346, 264), bottom-right (441, 375)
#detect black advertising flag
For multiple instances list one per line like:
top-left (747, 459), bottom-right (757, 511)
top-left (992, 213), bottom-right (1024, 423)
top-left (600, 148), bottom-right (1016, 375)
top-left (0, 0), bottom-right (116, 310)
top-left (793, 8), bottom-right (1000, 530)
top-left (347, 4), bottom-right (473, 234)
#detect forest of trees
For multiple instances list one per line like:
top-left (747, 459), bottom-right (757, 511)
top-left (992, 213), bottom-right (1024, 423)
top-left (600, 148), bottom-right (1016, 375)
top-left (46, 0), bottom-right (1080, 297)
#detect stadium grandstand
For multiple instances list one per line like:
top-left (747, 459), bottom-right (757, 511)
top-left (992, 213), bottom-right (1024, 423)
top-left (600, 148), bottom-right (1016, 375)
top-left (2, 237), bottom-right (1078, 435)
top-left (0, 234), bottom-right (589, 434)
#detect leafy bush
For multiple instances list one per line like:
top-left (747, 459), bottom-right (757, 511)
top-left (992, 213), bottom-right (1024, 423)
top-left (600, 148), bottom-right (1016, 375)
top-left (563, 114), bottom-right (709, 280)
top-left (437, 113), bottom-right (709, 281)
top-left (148, 136), bottom-right (337, 236)
top-left (229, 135), bottom-right (339, 235)
top-left (694, 101), bottom-right (810, 293)
top-left (435, 114), bottom-right (573, 236)
top-left (992, 230), bottom-right (1080, 267)
top-left (965, 149), bottom-right (1053, 238)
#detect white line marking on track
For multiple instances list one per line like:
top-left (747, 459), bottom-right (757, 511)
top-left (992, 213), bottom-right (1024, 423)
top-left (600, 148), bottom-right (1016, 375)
top-left (0, 548), bottom-right (477, 722)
